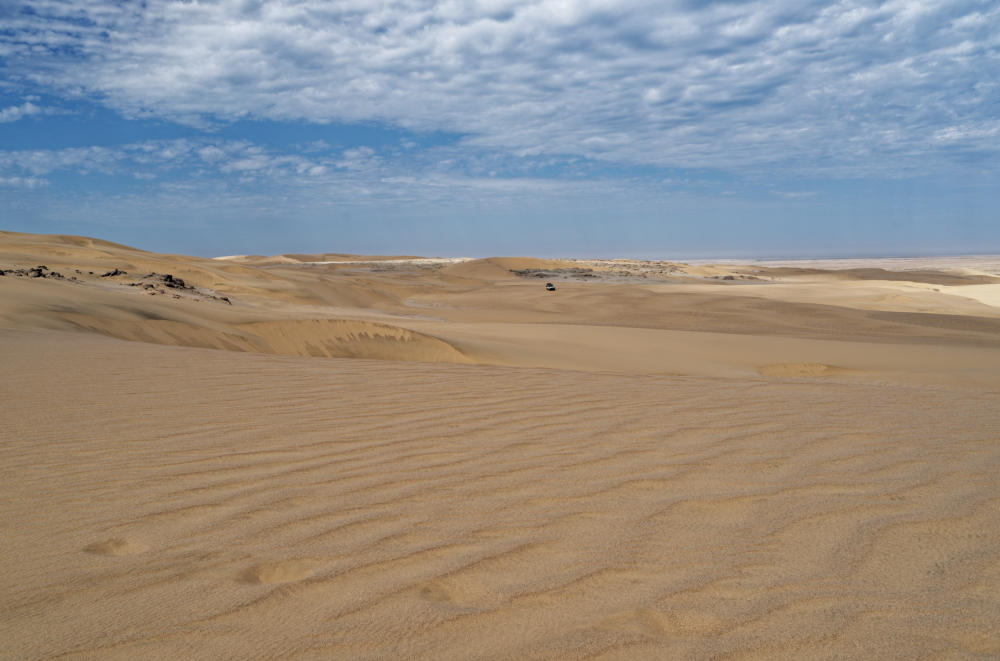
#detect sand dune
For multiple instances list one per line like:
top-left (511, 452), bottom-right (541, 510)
top-left (4, 231), bottom-right (1000, 386)
top-left (4, 228), bottom-right (1000, 384)
top-left (2, 231), bottom-right (1000, 659)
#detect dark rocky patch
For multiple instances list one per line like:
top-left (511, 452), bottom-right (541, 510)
top-left (126, 272), bottom-right (232, 304)
top-left (511, 267), bottom-right (599, 280)
top-left (3, 265), bottom-right (65, 279)
top-left (3, 263), bottom-right (232, 304)
top-left (141, 273), bottom-right (190, 290)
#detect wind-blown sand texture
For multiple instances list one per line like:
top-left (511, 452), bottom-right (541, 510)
top-left (2, 231), bottom-right (999, 659)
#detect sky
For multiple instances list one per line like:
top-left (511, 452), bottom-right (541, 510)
top-left (1, 0), bottom-right (998, 258)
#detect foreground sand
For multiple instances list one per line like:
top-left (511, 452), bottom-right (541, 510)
top-left (3, 330), bottom-right (999, 660)
top-left (2, 231), bottom-right (1000, 659)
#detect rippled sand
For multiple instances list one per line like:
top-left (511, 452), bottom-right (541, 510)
top-left (2, 232), bottom-right (1000, 659)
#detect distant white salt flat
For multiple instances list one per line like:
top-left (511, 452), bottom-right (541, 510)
top-left (212, 255), bottom-right (475, 265)
top-left (740, 255), bottom-right (1000, 275)
top-left (306, 257), bottom-right (475, 265)
top-left (946, 284), bottom-right (1000, 308)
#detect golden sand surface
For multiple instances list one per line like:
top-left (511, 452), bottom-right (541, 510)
top-left (2, 231), bottom-right (999, 659)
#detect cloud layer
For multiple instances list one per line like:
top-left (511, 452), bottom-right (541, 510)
top-left (4, 0), bottom-right (999, 177)
top-left (3, 1), bottom-right (999, 257)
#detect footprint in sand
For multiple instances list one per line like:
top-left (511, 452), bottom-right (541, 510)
top-left (418, 582), bottom-right (453, 603)
top-left (84, 538), bottom-right (147, 556)
top-left (241, 560), bottom-right (319, 584)
top-left (601, 607), bottom-right (722, 637)
top-left (416, 579), bottom-right (493, 607)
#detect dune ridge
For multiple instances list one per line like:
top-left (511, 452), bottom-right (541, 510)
top-left (240, 319), bottom-right (471, 362)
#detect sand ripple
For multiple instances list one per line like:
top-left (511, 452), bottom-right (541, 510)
top-left (2, 331), bottom-right (999, 659)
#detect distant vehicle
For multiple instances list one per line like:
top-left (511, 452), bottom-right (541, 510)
top-left (545, 282), bottom-right (556, 291)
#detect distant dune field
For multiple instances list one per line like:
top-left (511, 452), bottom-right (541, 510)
top-left (2, 230), bottom-right (999, 659)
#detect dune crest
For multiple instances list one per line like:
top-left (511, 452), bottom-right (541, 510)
top-left (56, 313), bottom-right (469, 364)
top-left (241, 319), bottom-right (471, 362)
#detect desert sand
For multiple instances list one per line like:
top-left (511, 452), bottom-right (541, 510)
top-left (2, 230), bottom-right (999, 659)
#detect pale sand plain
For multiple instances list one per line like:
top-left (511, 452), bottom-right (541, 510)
top-left (2, 230), bottom-right (999, 659)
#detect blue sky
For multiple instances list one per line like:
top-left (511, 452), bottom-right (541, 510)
top-left (1, 0), bottom-right (998, 258)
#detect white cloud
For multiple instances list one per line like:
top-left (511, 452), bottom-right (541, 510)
top-left (335, 146), bottom-right (380, 171)
top-left (0, 134), bottom-right (619, 213)
top-left (0, 145), bottom-right (122, 175)
top-left (0, 175), bottom-right (49, 188)
top-left (197, 146), bottom-right (227, 163)
top-left (223, 156), bottom-right (270, 173)
top-left (0, 138), bottom-right (343, 185)
top-left (2, 1), bottom-right (999, 178)
top-left (0, 101), bottom-right (42, 123)
top-left (933, 120), bottom-right (1000, 143)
